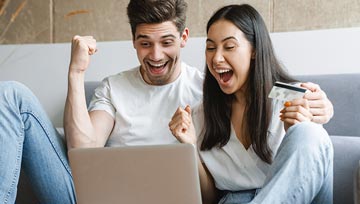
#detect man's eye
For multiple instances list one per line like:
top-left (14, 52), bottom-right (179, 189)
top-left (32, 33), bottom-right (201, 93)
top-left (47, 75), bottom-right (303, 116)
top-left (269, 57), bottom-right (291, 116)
top-left (141, 42), bottom-right (150, 47)
top-left (163, 41), bottom-right (174, 46)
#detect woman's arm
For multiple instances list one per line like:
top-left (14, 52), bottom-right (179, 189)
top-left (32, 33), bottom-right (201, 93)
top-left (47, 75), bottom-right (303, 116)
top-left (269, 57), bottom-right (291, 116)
top-left (169, 105), bottom-right (218, 203)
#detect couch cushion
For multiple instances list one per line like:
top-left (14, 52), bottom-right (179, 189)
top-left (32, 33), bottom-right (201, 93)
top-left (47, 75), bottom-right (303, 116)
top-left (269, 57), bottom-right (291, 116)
top-left (85, 81), bottom-right (101, 107)
top-left (296, 74), bottom-right (360, 136)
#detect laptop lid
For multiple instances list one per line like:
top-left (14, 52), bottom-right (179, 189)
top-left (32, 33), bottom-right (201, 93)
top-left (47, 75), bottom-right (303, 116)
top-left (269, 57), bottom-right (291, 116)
top-left (68, 144), bottom-right (202, 204)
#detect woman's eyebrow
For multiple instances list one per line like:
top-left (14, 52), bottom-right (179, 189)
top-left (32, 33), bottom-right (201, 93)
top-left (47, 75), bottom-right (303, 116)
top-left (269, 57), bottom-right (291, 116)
top-left (206, 36), bottom-right (238, 43)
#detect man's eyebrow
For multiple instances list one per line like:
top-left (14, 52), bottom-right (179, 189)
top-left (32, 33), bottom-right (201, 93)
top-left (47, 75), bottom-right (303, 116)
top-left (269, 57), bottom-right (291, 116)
top-left (161, 34), bottom-right (177, 39)
top-left (135, 34), bottom-right (177, 40)
top-left (136, 34), bottom-right (149, 40)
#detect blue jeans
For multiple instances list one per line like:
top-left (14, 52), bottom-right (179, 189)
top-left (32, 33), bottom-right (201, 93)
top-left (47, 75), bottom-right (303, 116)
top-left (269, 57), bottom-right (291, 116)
top-left (0, 81), bottom-right (76, 204)
top-left (219, 122), bottom-right (333, 204)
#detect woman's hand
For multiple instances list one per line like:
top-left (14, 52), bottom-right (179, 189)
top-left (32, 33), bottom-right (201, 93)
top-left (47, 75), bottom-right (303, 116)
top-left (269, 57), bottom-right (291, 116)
top-left (168, 105), bottom-right (197, 145)
top-left (169, 106), bottom-right (217, 203)
top-left (280, 98), bottom-right (313, 131)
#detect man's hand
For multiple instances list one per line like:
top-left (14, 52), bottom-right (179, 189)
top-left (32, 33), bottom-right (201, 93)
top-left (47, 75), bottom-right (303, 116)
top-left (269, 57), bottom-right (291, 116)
top-left (280, 82), bottom-right (334, 130)
top-left (69, 35), bottom-right (97, 73)
top-left (168, 105), bottom-right (197, 145)
top-left (301, 82), bottom-right (334, 124)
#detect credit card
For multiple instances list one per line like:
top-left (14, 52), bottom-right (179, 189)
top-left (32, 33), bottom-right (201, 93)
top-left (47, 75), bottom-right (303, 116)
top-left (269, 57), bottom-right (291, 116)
top-left (268, 81), bottom-right (307, 101)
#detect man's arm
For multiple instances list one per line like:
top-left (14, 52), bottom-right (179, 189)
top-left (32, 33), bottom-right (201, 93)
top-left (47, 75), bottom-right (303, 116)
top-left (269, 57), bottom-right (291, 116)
top-left (301, 82), bottom-right (334, 124)
top-left (64, 35), bottom-right (114, 150)
top-left (280, 82), bottom-right (334, 128)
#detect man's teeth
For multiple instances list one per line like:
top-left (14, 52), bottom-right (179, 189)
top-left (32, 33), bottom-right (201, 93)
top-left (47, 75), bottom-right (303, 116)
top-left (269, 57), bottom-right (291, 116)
top-left (149, 62), bottom-right (165, 67)
top-left (216, 69), bottom-right (231, 74)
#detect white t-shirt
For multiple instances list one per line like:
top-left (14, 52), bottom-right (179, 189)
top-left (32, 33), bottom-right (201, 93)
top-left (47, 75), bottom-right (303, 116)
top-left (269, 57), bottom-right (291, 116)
top-left (193, 100), bottom-right (285, 191)
top-left (88, 62), bottom-right (204, 146)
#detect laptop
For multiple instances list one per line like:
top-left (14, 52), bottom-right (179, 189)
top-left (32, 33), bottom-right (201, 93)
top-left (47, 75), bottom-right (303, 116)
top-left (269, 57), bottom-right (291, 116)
top-left (68, 144), bottom-right (202, 204)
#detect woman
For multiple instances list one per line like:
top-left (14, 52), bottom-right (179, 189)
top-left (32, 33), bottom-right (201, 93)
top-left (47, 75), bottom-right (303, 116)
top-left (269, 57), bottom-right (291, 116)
top-left (169, 4), bottom-right (333, 204)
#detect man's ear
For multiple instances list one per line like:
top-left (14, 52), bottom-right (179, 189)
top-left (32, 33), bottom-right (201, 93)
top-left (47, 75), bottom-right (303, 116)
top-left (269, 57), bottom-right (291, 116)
top-left (180, 28), bottom-right (189, 48)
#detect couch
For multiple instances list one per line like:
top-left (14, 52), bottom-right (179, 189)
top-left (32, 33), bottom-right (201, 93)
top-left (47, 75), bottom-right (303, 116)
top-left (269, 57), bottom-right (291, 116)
top-left (15, 73), bottom-right (360, 204)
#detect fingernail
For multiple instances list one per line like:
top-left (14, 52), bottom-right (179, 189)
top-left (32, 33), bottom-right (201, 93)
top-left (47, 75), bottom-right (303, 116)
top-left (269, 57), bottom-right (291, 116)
top-left (284, 101), bottom-right (291, 107)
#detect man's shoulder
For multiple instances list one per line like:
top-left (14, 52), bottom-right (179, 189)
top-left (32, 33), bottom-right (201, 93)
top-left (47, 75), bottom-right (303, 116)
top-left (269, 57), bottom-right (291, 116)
top-left (105, 66), bottom-right (139, 81)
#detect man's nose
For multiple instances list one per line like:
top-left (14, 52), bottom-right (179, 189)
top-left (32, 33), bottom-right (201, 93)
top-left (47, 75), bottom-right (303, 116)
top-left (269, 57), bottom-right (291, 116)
top-left (149, 44), bottom-right (164, 61)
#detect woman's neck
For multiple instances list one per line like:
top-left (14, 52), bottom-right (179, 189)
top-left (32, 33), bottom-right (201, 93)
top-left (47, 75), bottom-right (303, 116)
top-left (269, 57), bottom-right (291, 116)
top-left (231, 92), bottom-right (251, 149)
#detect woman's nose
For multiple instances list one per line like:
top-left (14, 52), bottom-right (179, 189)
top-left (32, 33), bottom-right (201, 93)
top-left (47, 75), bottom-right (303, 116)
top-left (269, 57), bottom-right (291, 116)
top-left (212, 49), bottom-right (225, 64)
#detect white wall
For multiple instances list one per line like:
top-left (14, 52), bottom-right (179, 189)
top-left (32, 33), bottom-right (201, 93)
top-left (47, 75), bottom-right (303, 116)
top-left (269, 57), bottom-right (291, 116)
top-left (1, 27), bottom-right (359, 127)
top-left (271, 27), bottom-right (360, 75)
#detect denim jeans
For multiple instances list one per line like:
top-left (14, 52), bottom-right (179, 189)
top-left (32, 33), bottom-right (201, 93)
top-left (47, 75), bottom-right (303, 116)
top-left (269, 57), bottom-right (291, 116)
top-left (219, 122), bottom-right (333, 204)
top-left (0, 81), bottom-right (76, 204)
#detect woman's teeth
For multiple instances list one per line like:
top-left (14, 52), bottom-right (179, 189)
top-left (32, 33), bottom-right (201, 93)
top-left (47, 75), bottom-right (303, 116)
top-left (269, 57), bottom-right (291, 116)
top-left (216, 69), bottom-right (231, 73)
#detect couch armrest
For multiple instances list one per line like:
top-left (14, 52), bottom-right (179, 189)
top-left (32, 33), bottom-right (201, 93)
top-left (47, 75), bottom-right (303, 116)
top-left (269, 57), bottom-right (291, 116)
top-left (355, 161), bottom-right (360, 204)
top-left (331, 136), bottom-right (360, 204)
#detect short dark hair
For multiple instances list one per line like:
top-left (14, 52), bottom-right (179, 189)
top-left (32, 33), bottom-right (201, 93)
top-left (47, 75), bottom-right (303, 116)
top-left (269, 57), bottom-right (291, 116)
top-left (127, 0), bottom-right (188, 37)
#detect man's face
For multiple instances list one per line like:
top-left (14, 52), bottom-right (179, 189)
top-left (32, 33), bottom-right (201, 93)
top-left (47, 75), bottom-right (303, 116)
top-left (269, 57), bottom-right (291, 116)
top-left (133, 21), bottom-right (189, 85)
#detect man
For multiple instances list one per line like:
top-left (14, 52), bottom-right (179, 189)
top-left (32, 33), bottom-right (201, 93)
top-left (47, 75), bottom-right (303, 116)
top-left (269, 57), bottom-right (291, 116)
top-left (64, 0), bottom-right (202, 149)
top-left (0, 0), bottom-right (333, 203)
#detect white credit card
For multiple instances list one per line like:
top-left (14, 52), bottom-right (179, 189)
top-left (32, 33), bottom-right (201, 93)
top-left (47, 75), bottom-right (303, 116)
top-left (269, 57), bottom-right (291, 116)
top-left (268, 81), bottom-right (307, 101)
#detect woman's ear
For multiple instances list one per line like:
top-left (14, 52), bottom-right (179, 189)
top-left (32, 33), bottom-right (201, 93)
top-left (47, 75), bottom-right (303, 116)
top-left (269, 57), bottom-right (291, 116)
top-left (251, 51), bottom-right (256, 59)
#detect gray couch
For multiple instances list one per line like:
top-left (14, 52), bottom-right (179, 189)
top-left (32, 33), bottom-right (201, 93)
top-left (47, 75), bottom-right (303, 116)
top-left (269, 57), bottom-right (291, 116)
top-left (15, 73), bottom-right (360, 204)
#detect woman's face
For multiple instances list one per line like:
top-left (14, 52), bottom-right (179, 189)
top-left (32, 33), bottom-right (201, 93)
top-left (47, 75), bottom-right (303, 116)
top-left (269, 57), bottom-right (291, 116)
top-left (206, 19), bottom-right (254, 95)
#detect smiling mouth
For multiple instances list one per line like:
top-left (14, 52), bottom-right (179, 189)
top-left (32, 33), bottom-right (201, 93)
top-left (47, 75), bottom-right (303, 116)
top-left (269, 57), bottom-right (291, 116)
top-left (147, 61), bottom-right (168, 74)
top-left (216, 69), bottom-right (233, 83)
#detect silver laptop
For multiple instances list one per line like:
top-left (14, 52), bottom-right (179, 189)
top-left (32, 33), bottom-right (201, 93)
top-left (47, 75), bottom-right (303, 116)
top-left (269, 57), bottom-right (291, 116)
top-left (68, 144), bottom-right (202, 204)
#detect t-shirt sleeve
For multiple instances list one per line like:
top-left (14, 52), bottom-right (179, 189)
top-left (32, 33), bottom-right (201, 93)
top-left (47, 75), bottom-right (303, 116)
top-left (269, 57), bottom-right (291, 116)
top-left (88, 78), bottom-right (116, 118)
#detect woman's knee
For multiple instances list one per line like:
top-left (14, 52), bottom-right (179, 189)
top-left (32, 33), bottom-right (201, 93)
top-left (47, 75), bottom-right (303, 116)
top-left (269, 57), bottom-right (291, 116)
top-left (285, 122), bottom-right (333, 153)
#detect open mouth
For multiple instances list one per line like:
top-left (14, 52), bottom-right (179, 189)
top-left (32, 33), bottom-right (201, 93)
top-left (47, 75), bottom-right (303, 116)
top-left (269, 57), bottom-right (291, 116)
top-left (147, 61), bottom-right (168, 74)
top-left (217, 69), bottom-right (233, 83)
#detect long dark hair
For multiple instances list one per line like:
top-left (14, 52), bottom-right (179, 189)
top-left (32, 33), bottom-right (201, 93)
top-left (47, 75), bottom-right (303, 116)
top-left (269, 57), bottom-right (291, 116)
top-left (200, 4), bottom-right (296, 164)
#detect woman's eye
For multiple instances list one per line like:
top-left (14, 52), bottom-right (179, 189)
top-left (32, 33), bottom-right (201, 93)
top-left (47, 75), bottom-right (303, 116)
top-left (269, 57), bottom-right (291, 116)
top-left (225, 46), bottom-right (235, 50)
top-left (206, 47), bottom-right (216, 51)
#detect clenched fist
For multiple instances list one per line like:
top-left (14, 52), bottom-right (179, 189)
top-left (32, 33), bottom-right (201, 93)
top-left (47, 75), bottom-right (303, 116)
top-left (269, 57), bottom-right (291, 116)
top-left (69, 35), bottom-right (97, 74)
